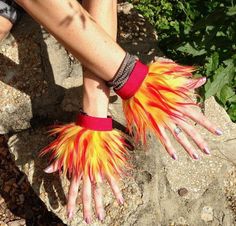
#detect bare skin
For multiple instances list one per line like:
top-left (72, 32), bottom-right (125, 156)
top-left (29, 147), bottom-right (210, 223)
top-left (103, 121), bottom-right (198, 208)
top-left (15, 0), bottom-right (222, 222)
top-left (80, 0), bottom-right (118, 222)
top-left (0, 15), bottom-right (13, 41)
top-left (15, 0), bottom-right (125, 81)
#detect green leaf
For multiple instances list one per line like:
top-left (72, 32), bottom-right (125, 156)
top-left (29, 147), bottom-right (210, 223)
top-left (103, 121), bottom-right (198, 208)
top-left (227, 6), bottom-right (236, 16)
top-left (205, 63), bottom-right (234, 98)
top-left (220, 85), bottom-right (235, 105)
top-left (206, 52), bottom-right (219, 75)
top-left (177, 43), bottom-right (206, 56)
top-left (228, 95), bottom-right (236, 103)
top-left (228, 103), bottom-right (236, 121)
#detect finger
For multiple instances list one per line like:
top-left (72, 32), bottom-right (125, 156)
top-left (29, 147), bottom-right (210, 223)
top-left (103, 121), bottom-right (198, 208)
top-left (82, 176), bottom-right (92, 224)
top-left (92, 182), bottom-right (105, 221)
top-left (170, 124), bottom-right (199, 160)
top-left (159, 126), bottom-right (178, 160)
top-left (176, 118), bottom-right (210, 155)
top-left (181, 106), bottom-right (223, 135)
top-left (107, 175), bottom-right (124, 205)
top-left (191, 77), bottom-right (206, 89)
top-left (44, 160), bottom-right (59, 173)
top-left (67, 175), bottom-right (81, 219)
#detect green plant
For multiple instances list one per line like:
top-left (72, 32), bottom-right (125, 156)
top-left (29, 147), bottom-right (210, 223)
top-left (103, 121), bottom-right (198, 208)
top-left (131, 0), bottom-right (236, 121)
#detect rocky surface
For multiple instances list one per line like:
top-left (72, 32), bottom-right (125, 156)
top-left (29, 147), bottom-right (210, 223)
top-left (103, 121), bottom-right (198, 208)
top-left (0, 2), bottom-right (236, 226)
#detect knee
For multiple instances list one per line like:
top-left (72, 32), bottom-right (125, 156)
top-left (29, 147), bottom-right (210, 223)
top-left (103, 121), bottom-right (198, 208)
top-left (14, 0), bottom-right (29, 8)
top-left (0, 16), bottom-right (13, 41)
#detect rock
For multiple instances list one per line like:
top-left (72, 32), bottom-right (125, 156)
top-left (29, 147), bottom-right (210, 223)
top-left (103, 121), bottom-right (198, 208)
top-left (118, 2), bottom-right (134, 14)
top-left (201, 206), bottom-right (214, 222)
top-left (40, 30), bottom-right (70, 88)
top-left (1, 4), bottom-right (236, 226)
top-left (0, 14), bottom-right (83, 132)
top-left (0, 221), bottom-right (7, 226)
top-left (177, 188), bottom-right (188, 197)
top-left (0, 82), bottom-right (32, 134)
top-left (8, 220), bottom-right (26, 226)
top-left (118, 3), bottom-right (160, 63)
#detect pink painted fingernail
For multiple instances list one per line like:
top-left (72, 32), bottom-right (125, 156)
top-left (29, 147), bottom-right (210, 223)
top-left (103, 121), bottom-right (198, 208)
top-left (68, 211), bottom-right (73, 219)
top-left (172, 153), bottom-right (178, 160)
top-left (200, 77), bottom-right (207, 84)
top-left (192, 153), bottom-right (199, 160)
top-left (44, 166), bottom-right (52, 173)
top-left (203, 147), bottom-right (210, 155)
top-left (98, 213), bottom-right (105, 221)
top-left (85, 217), bottom-right (92, 224)
top-left (215, 129), bottom-right (223, 136)
top-left (118, 197), bottom-right (124, 205)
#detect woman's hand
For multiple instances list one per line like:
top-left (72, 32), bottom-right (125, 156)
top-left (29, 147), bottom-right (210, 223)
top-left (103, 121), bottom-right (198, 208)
top-left (158, 77), bottom-right (222, 160)
top-left (44, 161), bottom-right (124, 224)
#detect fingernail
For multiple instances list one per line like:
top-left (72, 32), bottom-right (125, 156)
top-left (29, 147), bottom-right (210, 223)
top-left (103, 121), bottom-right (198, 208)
top-left (215, 129), bottom-right (223, 136)
top-left (68, 211), bottom-right (73, 219)
top-left (98, 213), bottom-right (105, 221)
top-left (172, 153), bottom-right (178, 160)
top-left (197, 77), bottom-right (206, 86)
top-left (118, 197), bottom-right (124, 205)
top-left (44, 166), bottom-right (52, 173)
top-left (203, 147), bottom-right (210, 155)
top-left (200, 77), bottom-right (207, 84)
top-left (192, 153), bottom-right (199, 160)
top-left (85, 217), bottom-right (92, 224)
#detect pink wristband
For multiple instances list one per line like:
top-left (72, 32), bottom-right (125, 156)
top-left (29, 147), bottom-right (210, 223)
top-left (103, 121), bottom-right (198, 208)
top-left (115, 61), bottom-right (148, 100)
top-left (76, 114), bottom-right (113, 131)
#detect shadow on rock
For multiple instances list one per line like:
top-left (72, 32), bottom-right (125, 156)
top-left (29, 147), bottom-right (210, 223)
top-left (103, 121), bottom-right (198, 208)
top-left (0, 13), bottom-right (82, 221)
top-left (0, 135), bottom-right (67, 226)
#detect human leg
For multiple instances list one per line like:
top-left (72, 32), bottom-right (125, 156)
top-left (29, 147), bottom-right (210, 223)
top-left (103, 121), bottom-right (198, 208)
top-left (15, 0), bottom-right (125, 81)
top-left (68, 0), bottom-right (118, 221)
top-left (0, 0), bottom-right (20, 41)
top-left (0, 15), bottom-right (12, 41)
top-left (82, 0), bottom-right (117, 117)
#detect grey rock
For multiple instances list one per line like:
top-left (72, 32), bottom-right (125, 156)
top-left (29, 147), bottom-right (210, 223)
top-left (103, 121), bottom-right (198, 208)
top-left (0, 221), bottom-right (7, 226)
top-left (0, 82), bottom-right (32, 134)
top-left (7, 220), bottom-right (26, 226)
top-left (118, 2), bottom-right (134, 15)
top-left (0, 15), bottom-right (80, 132)
top-left (1, 4), bottom-right (236, 226)
top-left (41, 30), bottom-right (70, 88)
top-left (8, 94), bottom-right (236, 226)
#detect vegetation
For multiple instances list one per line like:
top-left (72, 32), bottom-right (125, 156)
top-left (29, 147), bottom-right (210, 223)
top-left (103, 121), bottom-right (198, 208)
top-left (130, 0), bottom-right (236, 121)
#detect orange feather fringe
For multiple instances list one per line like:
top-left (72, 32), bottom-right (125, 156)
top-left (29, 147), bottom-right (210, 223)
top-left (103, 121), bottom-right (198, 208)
top-left (122, 60), bottom-right (199, 144)
top-left (41, 124), bottom-right (130, 182)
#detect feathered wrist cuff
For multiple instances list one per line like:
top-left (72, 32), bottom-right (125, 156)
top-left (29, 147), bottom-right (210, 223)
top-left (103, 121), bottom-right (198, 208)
top-left (41, 113), bottom-right (130, 182)
top-left (108, 55), bottom-right (198, 144)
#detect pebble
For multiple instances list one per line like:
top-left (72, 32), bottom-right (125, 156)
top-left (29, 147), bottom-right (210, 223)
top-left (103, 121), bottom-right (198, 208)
top-left (8, 219), bottom-right (26, 226)
top-left (0, 221), bottom-right (7, 226)
top-left (178, 188), bottom-right (188, 197)
top-left (201, 206), bottom-right (214, 222)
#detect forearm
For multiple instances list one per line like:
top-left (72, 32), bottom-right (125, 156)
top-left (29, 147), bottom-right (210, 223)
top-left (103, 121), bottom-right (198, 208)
top-left (15, 0), bottom-right (125, 81)
top-left (82, 0), bottom-right (117, 117)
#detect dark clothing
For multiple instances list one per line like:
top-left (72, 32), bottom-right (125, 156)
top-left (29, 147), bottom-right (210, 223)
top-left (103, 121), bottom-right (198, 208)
top-left (0, 0), bottom-right (20, 23)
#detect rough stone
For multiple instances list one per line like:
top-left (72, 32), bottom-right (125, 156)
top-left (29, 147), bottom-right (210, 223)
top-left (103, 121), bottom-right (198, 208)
top-left (0, 15), bottom-right (83, 133)
top-left (0, 82), bottom-right (32, 134)
top-left (118, 2), bottom-right (134, 15)
top-left (1, 2), bottom-right (236, 226)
